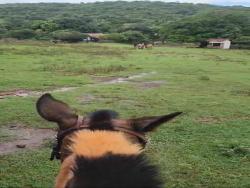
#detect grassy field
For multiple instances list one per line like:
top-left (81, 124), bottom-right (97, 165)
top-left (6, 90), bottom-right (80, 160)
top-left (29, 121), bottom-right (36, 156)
top-left (0, 41), bottom-right (249, 188)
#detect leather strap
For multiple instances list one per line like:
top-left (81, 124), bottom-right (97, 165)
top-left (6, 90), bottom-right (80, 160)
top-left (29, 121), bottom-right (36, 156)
top-left (50, 115), bottom-right (147, 160)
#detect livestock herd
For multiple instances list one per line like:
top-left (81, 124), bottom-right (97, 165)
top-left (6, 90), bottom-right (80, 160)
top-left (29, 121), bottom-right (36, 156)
top-left (134, 43), bottom-right (153, 49)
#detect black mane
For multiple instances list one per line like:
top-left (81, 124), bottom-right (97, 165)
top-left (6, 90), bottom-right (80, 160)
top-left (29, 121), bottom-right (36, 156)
top-left (68, 154), bottom-right (163, 188)
top-left (88, 110), bottom-right (119, 130)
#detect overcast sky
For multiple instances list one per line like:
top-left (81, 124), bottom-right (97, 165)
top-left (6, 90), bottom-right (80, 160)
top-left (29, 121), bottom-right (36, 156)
top-left (0, 0), bottom-right (249, 7)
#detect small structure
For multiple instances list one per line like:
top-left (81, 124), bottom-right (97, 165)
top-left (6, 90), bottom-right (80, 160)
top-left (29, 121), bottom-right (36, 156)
top-left (207, 38), bottom-right (231, 49)
top-left (85, 33), bottom-right (104, 42)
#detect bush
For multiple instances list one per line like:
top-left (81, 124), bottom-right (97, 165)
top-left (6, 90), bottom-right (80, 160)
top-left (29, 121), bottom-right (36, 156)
top-left (9, 29), bottom-right (36, 39)
top-left (199, 40), bottom-right (208, 48)
top-left (231, 36), bottom-right (250, 49)
top-left (105, 33), bottom-right (125, 43)
top-left (52, 30), bottom-right (87, 42)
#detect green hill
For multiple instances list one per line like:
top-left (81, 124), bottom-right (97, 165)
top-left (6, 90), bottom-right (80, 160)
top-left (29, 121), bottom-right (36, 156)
top-left (0, 2), bottom-right (249, 43)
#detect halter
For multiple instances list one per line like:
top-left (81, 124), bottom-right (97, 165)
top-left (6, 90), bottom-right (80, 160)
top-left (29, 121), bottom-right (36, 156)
top-left (50, 116), bottom-right (147, 160)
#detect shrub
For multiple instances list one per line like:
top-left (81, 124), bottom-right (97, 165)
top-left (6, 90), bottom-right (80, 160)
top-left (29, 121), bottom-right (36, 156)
top-left (199, 75), bottom-right (210, 81)
top-left (9, 29), bottom-right (36, 39)
top-left (52, 30), bottom-right (87, 42)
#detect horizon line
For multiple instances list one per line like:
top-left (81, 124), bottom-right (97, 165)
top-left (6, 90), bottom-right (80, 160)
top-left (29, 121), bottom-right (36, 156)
top-left (0, 1), bottom-right (249, 7)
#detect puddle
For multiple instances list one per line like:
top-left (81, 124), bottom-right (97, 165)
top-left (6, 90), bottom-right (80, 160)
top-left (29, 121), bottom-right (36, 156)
top-left (100, 72), bottom-right (156, 84)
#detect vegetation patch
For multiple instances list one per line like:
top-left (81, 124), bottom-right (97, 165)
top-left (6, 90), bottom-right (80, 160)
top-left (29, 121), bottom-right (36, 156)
top-left (199, 75), bottom-right (210, 81)
top-left (78, 94), bottom-right (134, 106)
top-left (135, 80), bottom-right (165, 89)
top-left (231, 89), bottom-right (250, 97)
top-left (79, 65), bottom-right (127, 75)
top-left (218, 144), bottom-right (250, 158)
top-left (42, 61), bottom-right (130, 75)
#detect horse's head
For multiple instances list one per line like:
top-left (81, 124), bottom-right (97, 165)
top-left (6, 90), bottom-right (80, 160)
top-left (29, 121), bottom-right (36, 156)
top-left (36, 93), bottom-right (182, 160)
top-left (36, 93), bottom-right (182, 188)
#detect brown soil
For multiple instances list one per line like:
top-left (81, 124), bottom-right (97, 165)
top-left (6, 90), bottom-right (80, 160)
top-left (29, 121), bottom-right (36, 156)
top-left (197, 115), bottom-right (250, 124)
top-left (0, 87), bottom-right (77, 99)
top-left (136, 80), bottom-right (165, 89)
top-left (0, 124), bottom-right (55, 155)
top-left (92, 72), bottom-right (156, 84)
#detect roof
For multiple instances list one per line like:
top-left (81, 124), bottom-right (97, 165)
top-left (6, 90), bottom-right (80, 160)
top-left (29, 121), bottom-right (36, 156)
top-left (208, 38), bottom-right (230, 42)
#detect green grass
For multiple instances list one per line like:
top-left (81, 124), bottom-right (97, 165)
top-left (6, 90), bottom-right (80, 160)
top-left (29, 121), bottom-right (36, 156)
top-left (0, 41), bottom-right (249, 188)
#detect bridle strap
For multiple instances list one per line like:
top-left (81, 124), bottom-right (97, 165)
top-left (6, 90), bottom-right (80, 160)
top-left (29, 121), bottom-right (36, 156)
top-left (76, 115), bottom-right (84, 128)
top-left (50, 116), bottom-right (88, 161)
top-left (113, 126), bottom-right (147, 145)
top-left (50, 115), bottom-right (147, 161)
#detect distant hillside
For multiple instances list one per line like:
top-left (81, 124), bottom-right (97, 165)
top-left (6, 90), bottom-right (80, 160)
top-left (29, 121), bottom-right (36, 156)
top-left (0, 2), bottom-right (249, 43)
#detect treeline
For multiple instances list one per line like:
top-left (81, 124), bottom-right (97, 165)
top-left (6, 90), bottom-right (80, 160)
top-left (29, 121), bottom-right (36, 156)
top-left (0, 2), bottom-right (249, 45)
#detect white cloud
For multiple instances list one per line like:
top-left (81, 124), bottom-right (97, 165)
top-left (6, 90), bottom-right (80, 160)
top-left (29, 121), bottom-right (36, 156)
top-left (0, 0), bottom-right (249, 6)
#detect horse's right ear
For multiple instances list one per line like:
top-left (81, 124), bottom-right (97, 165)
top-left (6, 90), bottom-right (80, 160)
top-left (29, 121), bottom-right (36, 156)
top-left (36, 93), bottom-right (78, 130)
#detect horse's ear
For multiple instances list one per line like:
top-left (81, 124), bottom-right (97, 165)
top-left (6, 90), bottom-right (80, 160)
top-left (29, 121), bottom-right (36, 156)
top-left (131, 112), bottom-right (182, 132)
top-left (36, 93), bottom-right (78, 130)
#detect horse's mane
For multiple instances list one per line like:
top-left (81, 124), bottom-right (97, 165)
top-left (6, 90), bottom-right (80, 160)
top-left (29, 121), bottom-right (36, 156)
top-left (67, 154), bottom-right (163, 188)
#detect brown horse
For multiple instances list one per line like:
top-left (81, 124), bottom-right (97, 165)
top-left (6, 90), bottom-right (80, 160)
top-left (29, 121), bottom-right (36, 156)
top-left (36, 93), bottom-right (182, 188)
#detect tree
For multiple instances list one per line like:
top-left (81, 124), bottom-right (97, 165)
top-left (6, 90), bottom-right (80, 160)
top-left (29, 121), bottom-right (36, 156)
top-left (9, 29), bottom-right (36, 39)
top-left (122, 31), bottom-right (149, 44)
top-left (32, 20), bottom-right (59, 32)
top-left (106, 31), bottom-right (149, 44)
top-left (0, 2), bottom-right (249, 44)
top-left (160, 10), bottom-right (249, 42)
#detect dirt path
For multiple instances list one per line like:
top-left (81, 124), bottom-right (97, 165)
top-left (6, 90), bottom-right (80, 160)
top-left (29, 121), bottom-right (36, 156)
top-left (0, 125), bottom-right (55, 155)
top-left (0, 72), bottom-right (156, 99)
top-left (0, 87), bottom-right (78, 99)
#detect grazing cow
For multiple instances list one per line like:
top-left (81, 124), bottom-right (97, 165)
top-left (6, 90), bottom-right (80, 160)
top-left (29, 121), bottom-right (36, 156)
top-left (36, 93), bottom-right (182, 188)
top-left (145, 44), bottom-right (153, 49)
top-left (135, 43), bottom-right (145, 49)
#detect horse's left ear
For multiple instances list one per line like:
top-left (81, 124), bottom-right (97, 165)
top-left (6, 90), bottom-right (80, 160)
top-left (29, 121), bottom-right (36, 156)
top-left (131, 112), bottom-right (182, 132)
top-left (36, 93), bottom-right (78, 130)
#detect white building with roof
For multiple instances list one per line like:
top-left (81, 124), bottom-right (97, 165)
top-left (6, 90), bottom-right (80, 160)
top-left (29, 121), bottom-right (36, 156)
top-left (207, 38), bottom-right (231, 49)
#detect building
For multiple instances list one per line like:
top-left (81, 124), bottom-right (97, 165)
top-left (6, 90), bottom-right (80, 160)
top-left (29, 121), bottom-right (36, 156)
top-left (207, 38), bottom-right (231, 49)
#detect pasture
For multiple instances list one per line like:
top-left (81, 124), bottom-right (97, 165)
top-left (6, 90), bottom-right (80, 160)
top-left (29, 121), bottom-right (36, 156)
top-left (0, 41), bottom-right (249, 188)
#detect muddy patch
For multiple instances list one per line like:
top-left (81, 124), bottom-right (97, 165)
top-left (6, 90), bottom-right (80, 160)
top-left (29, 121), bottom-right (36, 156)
top-left (0, 124), bottom-right (55, 155)
top-left (136, 80), bottom-right (165, 89)
top-left (78, 94), bottom-right (136, 105)
top-left (93, 71), bottom-right (156, 84)
top-left (197, 115), bottom-right (250, 124)
top-left (0, 87), bottom-right (78, 99)
top-left (197, 116), bottom-right (221, 124)
top-left (0, 72), bottom-right (156, 99)
top-left (79, 94), bottom-right (97, 104)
